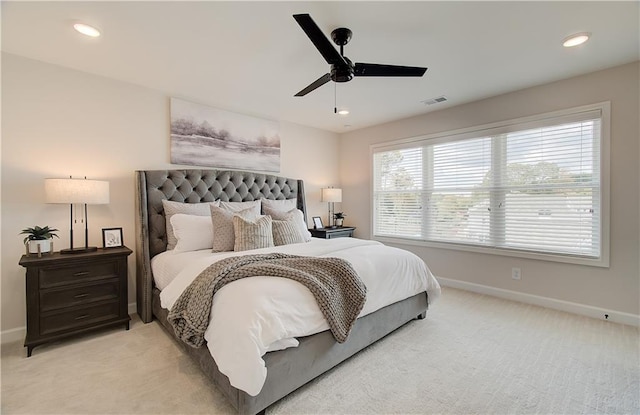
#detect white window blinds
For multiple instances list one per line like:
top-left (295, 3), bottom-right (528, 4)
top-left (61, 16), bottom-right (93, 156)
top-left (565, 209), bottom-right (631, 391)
top-left (373, 105), bottom-right (606, 262)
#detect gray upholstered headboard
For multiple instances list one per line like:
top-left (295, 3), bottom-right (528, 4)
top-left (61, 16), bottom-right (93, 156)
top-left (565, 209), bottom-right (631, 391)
top-left (135, 169), bottom-right (306, 323)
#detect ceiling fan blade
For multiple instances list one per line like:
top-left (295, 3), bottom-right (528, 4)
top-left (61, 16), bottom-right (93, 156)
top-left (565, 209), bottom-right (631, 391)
top-left (354, 63), bottom-right (428, 77)
top-left (294, 73), bottom-right (332, 97)
top-left (293, 14), bottom-right (347, 66)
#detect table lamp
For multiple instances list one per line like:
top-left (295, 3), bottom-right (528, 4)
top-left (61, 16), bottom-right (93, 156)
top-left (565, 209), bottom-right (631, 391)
top-left (45, 177), bottom-right (110, 254)
top-left (321, 187), bottom-right (342, 228)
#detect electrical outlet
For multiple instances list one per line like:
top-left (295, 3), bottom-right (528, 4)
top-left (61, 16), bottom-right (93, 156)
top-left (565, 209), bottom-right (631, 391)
top-left (512, 267), bottom-right (522, 280)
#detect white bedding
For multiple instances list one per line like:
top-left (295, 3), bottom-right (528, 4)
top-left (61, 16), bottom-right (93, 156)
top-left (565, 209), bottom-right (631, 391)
top-left (156, 238), bottom-right (441, 396)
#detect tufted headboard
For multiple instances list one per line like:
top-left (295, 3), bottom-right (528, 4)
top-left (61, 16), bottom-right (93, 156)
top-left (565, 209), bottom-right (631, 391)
top-left (135, 169), bottom-right (306, 323)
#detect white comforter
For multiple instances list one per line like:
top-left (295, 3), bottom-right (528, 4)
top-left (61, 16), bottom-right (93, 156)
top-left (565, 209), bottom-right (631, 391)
top-left (158, 238), bottom-right (441, 396)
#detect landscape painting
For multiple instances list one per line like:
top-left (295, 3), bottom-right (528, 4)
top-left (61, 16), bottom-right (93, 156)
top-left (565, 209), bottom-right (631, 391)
top-left (170, 98), bottom-right (280, 172)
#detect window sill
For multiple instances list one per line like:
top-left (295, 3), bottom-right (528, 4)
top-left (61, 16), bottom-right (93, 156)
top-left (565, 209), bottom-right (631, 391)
top-left (373, 236), bottom-right (610, 268)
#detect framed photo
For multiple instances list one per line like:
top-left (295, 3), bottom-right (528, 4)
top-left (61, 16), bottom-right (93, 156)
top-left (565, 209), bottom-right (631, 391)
top-left (102, 228), bottom-right (123, 248)
top-left (312, 216), bottom-right (324, 229)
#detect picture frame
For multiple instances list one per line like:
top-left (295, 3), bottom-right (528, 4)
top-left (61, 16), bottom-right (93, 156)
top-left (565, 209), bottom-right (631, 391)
top-left (312, 216), bottom-right (324, 229)
top-left (102, 228), bottom-right (123, 248)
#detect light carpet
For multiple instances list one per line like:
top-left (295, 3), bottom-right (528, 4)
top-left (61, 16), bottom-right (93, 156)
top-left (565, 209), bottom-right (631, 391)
top-left (1, 287), bottom-right (638, 414)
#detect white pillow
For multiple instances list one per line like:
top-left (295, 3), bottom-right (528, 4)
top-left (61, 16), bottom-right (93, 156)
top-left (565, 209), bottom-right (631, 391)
top-left (162, 200), bottom-right (219, 250)
top-left (261, 198), bottom-right (297, 214)
top-left (211, 205), bottom-right (260, 252)
top-left (263, 207), bottom-right (311, 242)
top-left (170, 214), bottom-right (214, 253)
top-left (219, 200), bottom-right (261, 212)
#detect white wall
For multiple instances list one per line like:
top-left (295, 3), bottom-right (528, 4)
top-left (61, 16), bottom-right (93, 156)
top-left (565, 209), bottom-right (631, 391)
top-left (340, 62), bottom-right (640, 318)
top-left (3, 53), bottom-right (637, 338)
top-left (1, 53), bottom-right (340, 335)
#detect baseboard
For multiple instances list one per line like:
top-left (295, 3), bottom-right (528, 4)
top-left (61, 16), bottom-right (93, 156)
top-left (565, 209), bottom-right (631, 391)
top-left (437, 277), bottom-right (640, 327)
top-left (1, 302), bottom-right (139, 346)
top-left (1, 326), bottom-right (25, 345)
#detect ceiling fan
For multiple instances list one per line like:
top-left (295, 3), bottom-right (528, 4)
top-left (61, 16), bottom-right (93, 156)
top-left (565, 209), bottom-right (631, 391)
top-left (293, 13), bottom-right (428, 97)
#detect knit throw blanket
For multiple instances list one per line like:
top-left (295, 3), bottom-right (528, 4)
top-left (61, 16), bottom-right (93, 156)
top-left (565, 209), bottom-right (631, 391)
top-left (167, 253), bottom-right (367, 348)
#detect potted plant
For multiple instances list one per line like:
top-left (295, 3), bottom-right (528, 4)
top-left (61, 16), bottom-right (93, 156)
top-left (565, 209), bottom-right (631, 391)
top-left (21, 225), bottom-right (59, 255)
top-left (333, 212), bottom-right (346, 227)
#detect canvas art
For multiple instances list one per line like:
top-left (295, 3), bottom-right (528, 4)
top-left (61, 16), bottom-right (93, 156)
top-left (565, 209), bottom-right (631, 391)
top-left (170, 98), bottom-right (280, 172)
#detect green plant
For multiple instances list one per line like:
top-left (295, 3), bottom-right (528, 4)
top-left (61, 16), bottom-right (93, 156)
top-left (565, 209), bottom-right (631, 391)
top-left (334, 212), bottom-right (346, 219)
top-left (20, 226), bottom-right (59, 244)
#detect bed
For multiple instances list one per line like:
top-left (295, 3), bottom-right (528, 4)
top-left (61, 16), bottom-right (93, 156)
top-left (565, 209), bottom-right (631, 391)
top-left (135, 169), bottom-right (440, 415)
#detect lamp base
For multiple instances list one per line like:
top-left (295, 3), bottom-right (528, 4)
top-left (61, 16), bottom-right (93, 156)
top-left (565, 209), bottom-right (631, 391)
top-left (60, 246), bottom-right (98, 255)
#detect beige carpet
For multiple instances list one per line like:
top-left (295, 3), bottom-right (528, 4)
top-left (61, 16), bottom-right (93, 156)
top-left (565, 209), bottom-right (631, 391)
top-left (1, 287), bottom-right (638, 414)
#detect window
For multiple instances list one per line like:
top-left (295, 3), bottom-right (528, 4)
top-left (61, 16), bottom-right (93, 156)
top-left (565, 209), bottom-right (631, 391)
top-left (372, 103), bottom-right (609, 266)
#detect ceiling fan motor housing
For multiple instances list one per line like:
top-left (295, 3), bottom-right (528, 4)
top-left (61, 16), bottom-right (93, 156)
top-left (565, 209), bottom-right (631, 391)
top-left (331, 56), bottom-right (354, 82)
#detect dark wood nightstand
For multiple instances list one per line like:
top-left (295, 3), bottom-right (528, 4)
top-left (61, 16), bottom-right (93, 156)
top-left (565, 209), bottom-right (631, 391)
top-left (19, 246), bottom-right (132, 357)
top-left (309, 226), bottom-right (356, 239)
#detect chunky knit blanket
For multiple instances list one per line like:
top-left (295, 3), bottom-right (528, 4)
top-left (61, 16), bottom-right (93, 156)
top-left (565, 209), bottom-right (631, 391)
top-left (167, 253), bottom-right (367, 348)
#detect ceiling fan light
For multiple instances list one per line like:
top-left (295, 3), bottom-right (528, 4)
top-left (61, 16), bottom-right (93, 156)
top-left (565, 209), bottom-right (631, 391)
top-left (562, 32), bottom-right (590, 47)
top-left (73, 23), bottom-right (101, 38)
top-left (337, 109), bottom-right (349, 115)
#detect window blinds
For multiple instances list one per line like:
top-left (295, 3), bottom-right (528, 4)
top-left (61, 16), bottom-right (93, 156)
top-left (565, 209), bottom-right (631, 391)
top-left (373, 107), bottom-right (603, 260)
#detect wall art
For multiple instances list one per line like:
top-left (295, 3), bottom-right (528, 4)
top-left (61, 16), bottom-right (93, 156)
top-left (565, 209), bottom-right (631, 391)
top-left (170, 97), bottom-right (280, 172)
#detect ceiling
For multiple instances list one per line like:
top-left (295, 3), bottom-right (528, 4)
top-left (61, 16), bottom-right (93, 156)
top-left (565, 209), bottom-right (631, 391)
top-left (2, 1), bottom-right (638, 133)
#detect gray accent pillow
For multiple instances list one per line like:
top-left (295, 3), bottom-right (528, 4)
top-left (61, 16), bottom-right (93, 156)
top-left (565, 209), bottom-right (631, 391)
top-left (233, 215), bottom-right (274, 251)
top-left (261, 198), bottom-right (297, 214)
top-left (220, 200), bottom-right (261, 212)
top-left (211, 204), bottom-right (260, 252)
top-left (263, 207), bottom-right (312, 242)
top-left (273, 220), bottom-right (306, 246)
top-left (162, 200), bottom-right (220, 250)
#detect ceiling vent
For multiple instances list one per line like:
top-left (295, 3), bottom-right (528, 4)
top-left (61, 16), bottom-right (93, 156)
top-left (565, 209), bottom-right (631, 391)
top-left (422, 96), bottom-right (448, 105)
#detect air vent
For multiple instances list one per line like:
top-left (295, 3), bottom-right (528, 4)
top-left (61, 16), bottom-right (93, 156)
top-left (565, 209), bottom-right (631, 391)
top-left (422, 96), bottom-right (448, 105)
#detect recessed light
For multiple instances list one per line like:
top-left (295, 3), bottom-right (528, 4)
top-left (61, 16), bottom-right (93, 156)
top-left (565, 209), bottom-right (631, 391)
top-left (562, 32), bottom-right (590, 47)
top-left (337, 109), bottom-right (349, 115)
top-left (74, 23), bottom-right (101, 38)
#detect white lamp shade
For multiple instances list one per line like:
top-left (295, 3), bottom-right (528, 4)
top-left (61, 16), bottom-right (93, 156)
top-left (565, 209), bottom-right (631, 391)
top-left (321, 188), bottom-right (342, 203)
top-left (45, 178), bottom-right (110, 204)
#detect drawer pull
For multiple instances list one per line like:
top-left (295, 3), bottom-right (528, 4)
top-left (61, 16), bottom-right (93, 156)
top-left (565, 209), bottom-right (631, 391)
top-left (75, 314), bottom-right (90, 320)
top-left (73, 293), bottom-right (89, 299)
top-left (73, 271), bottom-right (90, 277)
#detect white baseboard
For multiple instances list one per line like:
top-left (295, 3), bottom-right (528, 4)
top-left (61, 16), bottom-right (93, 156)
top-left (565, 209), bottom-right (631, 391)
top-left (1, 326), bottom-right (25, 345)
top-left (437, 277), bottom-right (640, 327)
top-left (1, 302), bottom-right (139, 346)
top-left (128, 302), bottom-right (137, 316)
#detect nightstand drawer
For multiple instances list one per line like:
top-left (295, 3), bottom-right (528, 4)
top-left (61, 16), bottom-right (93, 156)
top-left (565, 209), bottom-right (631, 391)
top-left (40, 280), bottom-right (119, 312)
top-left (40, 301), bottom-right (120, 336)
top-left (39, 261), bottom-right (118, 288)
top-left (309, 227), bottom-right (356, 239)
top-left (326, 229), bottom-right (353, 238)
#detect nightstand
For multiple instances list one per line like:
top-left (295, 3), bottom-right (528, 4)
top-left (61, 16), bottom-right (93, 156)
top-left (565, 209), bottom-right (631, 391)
top-left (309, 226), bottom-right (356, 239)
top-left (19, 246), bottom-right (132, 357)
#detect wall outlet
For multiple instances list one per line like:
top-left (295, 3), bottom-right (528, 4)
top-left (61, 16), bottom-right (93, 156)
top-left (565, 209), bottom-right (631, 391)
top-left (512, 267), bottom-right (522, 280)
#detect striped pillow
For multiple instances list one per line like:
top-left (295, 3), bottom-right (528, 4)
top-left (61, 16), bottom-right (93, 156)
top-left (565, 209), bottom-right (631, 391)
top-left (262, 207), bottom-right (312, 242)
top-left (233, 215), bottom-right (274, 251)
top-left (273, 220), bottom-right (306, 246)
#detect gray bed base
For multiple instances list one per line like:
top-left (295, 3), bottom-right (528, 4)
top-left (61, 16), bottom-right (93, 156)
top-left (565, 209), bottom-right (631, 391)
top-left (135, 169), bottom-right (429, 415)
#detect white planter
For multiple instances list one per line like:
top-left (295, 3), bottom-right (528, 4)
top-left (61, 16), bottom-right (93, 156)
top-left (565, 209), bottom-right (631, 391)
top-left (335, 218), bottom-right (344, 227)
top-left (28, 239), bottom-right (52, 254)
